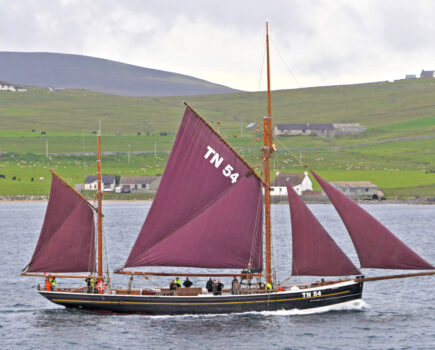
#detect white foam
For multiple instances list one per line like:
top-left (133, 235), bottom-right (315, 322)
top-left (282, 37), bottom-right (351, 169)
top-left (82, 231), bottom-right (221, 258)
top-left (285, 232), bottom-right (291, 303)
top-left (257, 299), bottom-right (369, 316)
top-left (122, 299), bottom-right (369, 319)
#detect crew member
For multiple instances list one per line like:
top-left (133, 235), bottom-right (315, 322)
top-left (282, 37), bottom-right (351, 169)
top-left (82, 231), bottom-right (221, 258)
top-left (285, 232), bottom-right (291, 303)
top-left (49, 276), bottom-right (56, 290)
top-left (183, 277), bottom-right (193, 288)
top-left (174, 277), bottom-right (182, 287)
top-left (231, 277), bottom-right (240, 295)
top-left (206, 278), bottom-right (213, 292)
top-left (45, 274), bottom-right (51, 291)
top-left (266, 282), bottom-right (273, 290)
top-left (85, 277), bottom-right (95, 293)
top-left (85, 278), bottom-right (91, 293)
top-left (169, 280), bottom-right (177, 290)
top-left (215, 280), bottom-right (224, 295)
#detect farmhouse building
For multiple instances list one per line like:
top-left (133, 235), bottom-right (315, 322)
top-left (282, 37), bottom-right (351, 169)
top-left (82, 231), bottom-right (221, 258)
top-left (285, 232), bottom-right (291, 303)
top-left (84, 175), bottom-right (116, 192)
top-left (0, 81), bottom-right (16, 91)
top-left (117, 176), bottom-right (162, 193)
top-left (274, 123), bottom-right (335, 137)
top-left (331, 181), bottom-right (378, 198)
top-left (420, 70), bottom-right (435, 79)
top-left (333, 123), bottom-right (366, 135)
top-left (271, 172), bottom-right (313, 196)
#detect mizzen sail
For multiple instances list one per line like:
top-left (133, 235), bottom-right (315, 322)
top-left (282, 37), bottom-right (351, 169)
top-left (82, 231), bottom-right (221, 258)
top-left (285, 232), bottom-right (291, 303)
top-left (287, 183), bottom-right (360, 276)
top-left (311, 171), bottom-right (434, 270)
top-left (26, 173), bottom-right (96, 273)
top-left (124, 106), bottom-right (263, 269)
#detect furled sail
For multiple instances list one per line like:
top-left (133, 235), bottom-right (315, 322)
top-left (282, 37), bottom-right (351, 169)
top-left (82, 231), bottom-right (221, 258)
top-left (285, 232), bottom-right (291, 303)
top-left (26, 174), bottom-right (96, 273)
top-left (287, 183), bottom-right (360, 276)
top-left (311, 171), bottom-right (434, 270)
top-left (124, 106), bottom-right (263, 269)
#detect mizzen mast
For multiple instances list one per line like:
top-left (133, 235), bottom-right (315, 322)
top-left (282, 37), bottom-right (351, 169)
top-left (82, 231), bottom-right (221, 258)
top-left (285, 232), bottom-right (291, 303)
top-left (97, 127), bottom-right (103, 280)
top-left (263, 21), bottom-right (274, 285)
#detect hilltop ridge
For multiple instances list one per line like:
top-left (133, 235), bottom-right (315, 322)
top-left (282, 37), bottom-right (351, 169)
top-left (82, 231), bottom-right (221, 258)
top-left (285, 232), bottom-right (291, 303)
top-left (0, 52), bottom-right (238, 97)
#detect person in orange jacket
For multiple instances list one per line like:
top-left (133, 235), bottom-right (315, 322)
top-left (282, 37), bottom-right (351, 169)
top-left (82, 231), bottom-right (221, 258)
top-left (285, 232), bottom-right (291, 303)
top-left (45, 274), bottom-right (51, 291)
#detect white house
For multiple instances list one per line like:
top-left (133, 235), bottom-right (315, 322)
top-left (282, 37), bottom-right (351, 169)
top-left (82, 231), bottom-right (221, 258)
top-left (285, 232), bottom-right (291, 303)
top-left (117, 176), bottom-right (162, 193)
top-left (274, 124), bottom-right (335, 137)
top-left (271, 172), bottom-right (313, 196)
top-left (331, 181), bottom-right (378, 198)
top-left (84, 175), bottom-right (116, 192)
top-left (0, 81), bottom-right (16, 91)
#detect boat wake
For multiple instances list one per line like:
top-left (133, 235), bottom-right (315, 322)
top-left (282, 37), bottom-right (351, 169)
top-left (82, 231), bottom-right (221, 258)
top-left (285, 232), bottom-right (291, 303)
top-left (130, 299), bottom-right (369, 319)
top-left (257, 299), bottom-right (369, 316)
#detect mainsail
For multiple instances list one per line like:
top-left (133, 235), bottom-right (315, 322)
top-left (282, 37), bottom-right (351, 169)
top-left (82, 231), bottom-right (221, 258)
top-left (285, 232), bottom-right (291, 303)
top-left (26, 173), bottom-right (96, 273)
top-left (124, 106), bottom-right (264, 269)
top-left (311, 171), bottom-right (434, 270)
top-left (286, 183), bottom-right (360, 276)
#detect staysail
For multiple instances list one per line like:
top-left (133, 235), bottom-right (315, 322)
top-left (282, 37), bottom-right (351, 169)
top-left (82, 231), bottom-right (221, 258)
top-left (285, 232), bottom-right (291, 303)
top-left (311, 171), bottom-right (434, 270)
top-left (124, 106), bottom-right (264, 269)
top-left (287, 183), bottom-right (360, 276)
top-left (26, 173), bottom-right (96, 273)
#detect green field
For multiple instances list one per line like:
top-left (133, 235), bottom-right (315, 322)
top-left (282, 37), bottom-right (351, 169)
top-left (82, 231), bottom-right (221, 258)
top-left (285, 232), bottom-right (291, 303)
top-left (0, 78), bottom-right (434, 197)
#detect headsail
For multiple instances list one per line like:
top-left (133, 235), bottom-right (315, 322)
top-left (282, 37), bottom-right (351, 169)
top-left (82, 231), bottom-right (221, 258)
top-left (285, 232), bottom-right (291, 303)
top-left (124, 106), bottom-right (263, 269)
top-left (26, 173), bottom-right (96, 273)
top-left (287, 183), bottom-right (360, 276)
top-left (311, 171), bottom-right (434, 270)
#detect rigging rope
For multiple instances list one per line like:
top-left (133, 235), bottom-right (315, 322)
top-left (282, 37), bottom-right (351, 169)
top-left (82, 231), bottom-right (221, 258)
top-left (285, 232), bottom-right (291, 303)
top-left (270, 37), bottom-right (302, 89)
top-left (248, 187), bottom-right (264, 269)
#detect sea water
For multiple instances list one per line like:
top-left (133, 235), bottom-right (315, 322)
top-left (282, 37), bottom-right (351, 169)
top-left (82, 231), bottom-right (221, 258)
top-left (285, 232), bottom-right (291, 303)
top-left (0, 202), bottom-right (434, 350)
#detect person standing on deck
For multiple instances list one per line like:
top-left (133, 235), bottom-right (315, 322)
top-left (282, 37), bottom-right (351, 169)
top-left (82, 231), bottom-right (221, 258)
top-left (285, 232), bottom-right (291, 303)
top-left (90, 277), bottom-right (96, 293)
top-left (206, 278), bottom-right (213, 292)
top-left (174, 277), bottom-right (182, 287)
top-left (169, 280), bottom-right (177, 290)
top-left (49, 276), bottom-right (56, 290)
top-left (183, 277), bottom-right (193, 288)
top-left (45, 274), bottom-right (51, 291)
top-left (231, 277), bottom-right (240, 295)
top-left (215, 280), bottom-right (224, 295)
top-left (85, 278), bottom-right (91, 293)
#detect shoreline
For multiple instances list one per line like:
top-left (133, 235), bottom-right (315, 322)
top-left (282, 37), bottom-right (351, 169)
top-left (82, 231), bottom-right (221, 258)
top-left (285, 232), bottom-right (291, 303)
top-left (1, 195), bottom-right (433, 205)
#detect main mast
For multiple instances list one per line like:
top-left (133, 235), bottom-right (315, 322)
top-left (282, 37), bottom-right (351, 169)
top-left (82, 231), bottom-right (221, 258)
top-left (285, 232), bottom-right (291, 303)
top-left (263, 22), bottom-right (273, 285)
top-left (97, 129), bottom-right (103, 280)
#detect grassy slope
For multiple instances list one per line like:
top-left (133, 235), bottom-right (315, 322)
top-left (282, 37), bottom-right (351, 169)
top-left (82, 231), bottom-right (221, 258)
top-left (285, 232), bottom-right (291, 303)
top-left (0, 79), bottom-right (434, 197)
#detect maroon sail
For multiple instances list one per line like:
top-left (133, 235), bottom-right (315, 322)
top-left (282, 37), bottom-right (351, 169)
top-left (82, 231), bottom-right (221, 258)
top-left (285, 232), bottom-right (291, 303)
top-left (26, 174), bottom-right (96, 272)
top-left (286, 183), bottom-right (360, 276)
top-left (311, 171), bottom-right (434, 270)
top-left (124, 106), bottom-right (263, 269)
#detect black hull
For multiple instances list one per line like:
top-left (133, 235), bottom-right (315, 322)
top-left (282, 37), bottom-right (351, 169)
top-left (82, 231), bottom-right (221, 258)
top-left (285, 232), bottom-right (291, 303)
top-left (38, 280), bottom-right (363, 315)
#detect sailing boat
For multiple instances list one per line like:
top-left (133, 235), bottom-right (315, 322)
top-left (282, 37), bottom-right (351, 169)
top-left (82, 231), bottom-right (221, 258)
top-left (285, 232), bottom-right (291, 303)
top-left (22, 23), bottom-right (434, 315)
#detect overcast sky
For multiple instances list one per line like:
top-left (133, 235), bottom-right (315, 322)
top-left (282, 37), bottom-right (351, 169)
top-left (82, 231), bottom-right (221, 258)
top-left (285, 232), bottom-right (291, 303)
top-left (1, 0), bottom-right (434, 91)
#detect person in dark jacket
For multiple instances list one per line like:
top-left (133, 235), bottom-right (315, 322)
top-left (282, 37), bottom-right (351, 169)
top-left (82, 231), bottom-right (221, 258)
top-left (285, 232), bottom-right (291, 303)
top-left (206, 278), bottom-right (213, 292)
top-left (214, 280), bottom-right (224, 295)
top-left (183, 277), bottom-right (193, 288)
top-left (169, 280), bottom-right (177, 290)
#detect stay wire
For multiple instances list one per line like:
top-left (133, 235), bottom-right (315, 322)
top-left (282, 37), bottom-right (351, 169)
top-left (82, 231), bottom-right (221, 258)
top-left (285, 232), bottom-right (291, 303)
top-left (270, 37), bottom-right (302, 88)
top-left (273, 136), bottom-right (311, 169)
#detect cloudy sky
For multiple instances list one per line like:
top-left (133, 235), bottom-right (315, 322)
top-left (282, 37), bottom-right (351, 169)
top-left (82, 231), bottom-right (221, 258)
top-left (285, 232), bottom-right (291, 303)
top-left (2, 0), bottom-right (434, 91)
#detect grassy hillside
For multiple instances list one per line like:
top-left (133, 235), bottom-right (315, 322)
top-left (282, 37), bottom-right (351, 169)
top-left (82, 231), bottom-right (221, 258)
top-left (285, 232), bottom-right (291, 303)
top-left (0, 78), bottom-right (434, 197)
top-left (0, 52), bottom-right (237, 97)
